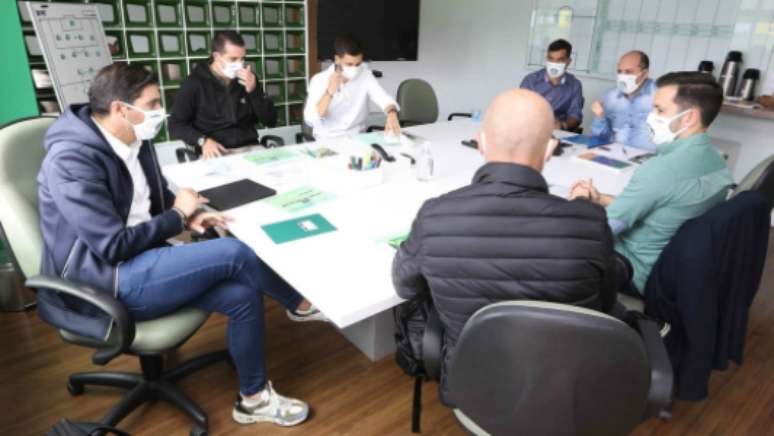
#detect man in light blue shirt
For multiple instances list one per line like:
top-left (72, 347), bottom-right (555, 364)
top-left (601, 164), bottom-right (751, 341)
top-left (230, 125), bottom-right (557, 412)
top-left (520, 39), bottom-right (584, 131)
top-left (570, 72), bottom-right (733, 295)
top-left (591, 51), bottom-right (656, 151)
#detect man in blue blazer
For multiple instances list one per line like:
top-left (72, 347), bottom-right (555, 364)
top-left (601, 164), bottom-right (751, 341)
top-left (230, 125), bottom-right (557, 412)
top-left (37, 63), bottom-right (321, 427)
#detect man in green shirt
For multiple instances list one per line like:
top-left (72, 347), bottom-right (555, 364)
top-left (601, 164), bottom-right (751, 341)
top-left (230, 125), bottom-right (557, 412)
top-left (570, 72), bottom-right (733, 295)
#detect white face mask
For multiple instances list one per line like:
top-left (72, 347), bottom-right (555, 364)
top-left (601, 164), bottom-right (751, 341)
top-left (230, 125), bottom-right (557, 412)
top-left (222, 61), bottom-right (244, 79)
top-left (545, 61), bottom-right (567, 79)
top-left (646, 110), bottom-right (689, 146)
top-left (342, 64), bottom-right (362, 80)
top-left (479, 132), bottom-right (487, 155)
top-left (123, 103), bottom-right (166, 141)
top-left (617, 74), bottom-right (640, 94)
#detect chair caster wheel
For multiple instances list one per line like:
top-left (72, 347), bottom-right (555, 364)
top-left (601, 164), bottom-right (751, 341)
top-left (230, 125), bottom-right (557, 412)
top-left (190, 426), bottom-right (207, 436)
top-left (67, 381), bottom-right (84, 396)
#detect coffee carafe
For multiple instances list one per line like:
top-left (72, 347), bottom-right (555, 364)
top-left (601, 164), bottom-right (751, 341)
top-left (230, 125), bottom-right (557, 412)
top-left (719, 51), bottom-right (743, 98)
top-left (737, 68), bottom-right (760, 101)
top-left (698, 60), bottom-right (715, 75)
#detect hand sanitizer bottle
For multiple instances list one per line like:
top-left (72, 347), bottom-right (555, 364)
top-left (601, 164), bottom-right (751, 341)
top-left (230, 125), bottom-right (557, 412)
top-left (416, 142), bottom-right (434, 181)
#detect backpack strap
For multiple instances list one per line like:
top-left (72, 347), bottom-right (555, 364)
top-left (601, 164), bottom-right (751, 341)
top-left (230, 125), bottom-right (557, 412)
top-left (422, 304), bottom-right (444, 381)
top-left (411, 375), bottom-right (423, 433)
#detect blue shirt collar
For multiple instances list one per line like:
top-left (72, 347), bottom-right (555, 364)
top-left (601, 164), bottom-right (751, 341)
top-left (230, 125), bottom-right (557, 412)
top-left (541, 69), bottom-right (567, 86)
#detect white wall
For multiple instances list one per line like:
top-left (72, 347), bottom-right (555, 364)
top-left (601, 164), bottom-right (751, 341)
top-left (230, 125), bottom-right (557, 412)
top-left (365, 0), bottom-right (773, 182)
top-left (369, 0), bottom-right (532, 119)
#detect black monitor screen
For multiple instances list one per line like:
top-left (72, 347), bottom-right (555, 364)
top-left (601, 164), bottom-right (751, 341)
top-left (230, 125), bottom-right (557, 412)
top-left (317, 0), bottom-right (420, 61)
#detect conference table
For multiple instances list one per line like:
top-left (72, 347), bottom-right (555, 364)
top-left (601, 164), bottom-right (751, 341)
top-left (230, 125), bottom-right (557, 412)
top-left (162, 119), bottom-right (639, 360)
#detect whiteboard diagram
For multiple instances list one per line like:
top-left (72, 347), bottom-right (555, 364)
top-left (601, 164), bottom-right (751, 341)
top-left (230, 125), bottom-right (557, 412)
top-left (24, 2), bottom-right (112, 107)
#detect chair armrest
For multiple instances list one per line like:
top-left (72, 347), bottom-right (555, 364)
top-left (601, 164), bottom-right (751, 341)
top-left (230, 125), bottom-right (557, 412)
top-left (25, 275), bottom-right (135, 365)
top-left (422, 305), bottom-right (444, 380)
top-left (637, 318), bottom-right (674, 419)
top-left (260, 135), bottom-right (285, 148)
top-left (447, 113), bottom-right (472, 121)
top-left (175, 146), bottom-right (200, 163)
top-left (295, 132), bottom-right (316, 144)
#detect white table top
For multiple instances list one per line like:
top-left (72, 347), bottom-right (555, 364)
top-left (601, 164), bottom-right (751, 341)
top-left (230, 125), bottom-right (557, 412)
top-left (162, 119), bottom-right (640, 328)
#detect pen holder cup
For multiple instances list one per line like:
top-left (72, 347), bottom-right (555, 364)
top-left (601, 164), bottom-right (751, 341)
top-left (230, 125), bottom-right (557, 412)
top-left (348, 166), bottom-right (385, 189)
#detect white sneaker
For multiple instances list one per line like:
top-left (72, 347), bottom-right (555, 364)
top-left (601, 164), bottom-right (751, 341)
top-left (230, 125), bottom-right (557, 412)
top-left (287, 304), bottom-right (329, 323)
top-left (232, 381), bottom-right (309, 427)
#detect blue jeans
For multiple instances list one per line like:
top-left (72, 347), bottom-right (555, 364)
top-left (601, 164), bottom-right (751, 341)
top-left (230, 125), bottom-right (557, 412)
top-left (117, 237), bottom-right (304, 396)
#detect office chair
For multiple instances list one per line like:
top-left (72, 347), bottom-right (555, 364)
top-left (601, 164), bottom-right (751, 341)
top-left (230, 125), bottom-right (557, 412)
top-left (642, 191), bottom-right (769, 401)
top-left (440, 301), bottom-right (672, 436)
top-left (0, 116), bottom-right (228, 436)
top-left (367, 79), bottom-right (472, 132)
top-left (730, 154), bottom-right (774, 208)
top-left (396, 79), bottom-right (440, 126)
top-left (295, 122), bottom-right (316, 144)
top-left (175, 134), bottom-right (286, 163)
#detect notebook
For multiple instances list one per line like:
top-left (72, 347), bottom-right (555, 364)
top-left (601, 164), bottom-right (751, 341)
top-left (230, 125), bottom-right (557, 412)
top-left (572, 151), bottom-right (633, 174)
top-left (199, 179), bottom-right (276, 211)
top-left (562, 134), bottom-right (611, 148)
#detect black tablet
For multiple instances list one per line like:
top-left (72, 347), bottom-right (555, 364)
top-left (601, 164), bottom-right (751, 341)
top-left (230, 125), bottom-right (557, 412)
top-left (199, 179), bottom-right (276, 211)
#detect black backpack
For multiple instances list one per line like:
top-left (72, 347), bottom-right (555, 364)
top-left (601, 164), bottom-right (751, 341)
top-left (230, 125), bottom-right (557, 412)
top-left (393, 297), bottom-right (443, 433)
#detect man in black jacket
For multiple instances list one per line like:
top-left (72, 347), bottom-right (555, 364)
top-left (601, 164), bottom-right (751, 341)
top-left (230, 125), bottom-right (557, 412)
top-left (392, 89), bottom-right (618, 405)
top-left (168, 31), bottom-right (276, 159)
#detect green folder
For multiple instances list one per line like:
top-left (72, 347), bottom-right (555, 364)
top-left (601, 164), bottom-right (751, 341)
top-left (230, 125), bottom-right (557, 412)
top-left (261, 214), bottom-right (337, 244)
top-left (265, 186), bottom-right (333, 213)
top-left (353, 132), bottom-right (401, 147)
top-left (244, 148), bottom-right (300, 165)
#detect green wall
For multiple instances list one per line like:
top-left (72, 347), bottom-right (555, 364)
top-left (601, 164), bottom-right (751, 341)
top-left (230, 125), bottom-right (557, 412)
top-left (0, 1), bottom-right (39, 126)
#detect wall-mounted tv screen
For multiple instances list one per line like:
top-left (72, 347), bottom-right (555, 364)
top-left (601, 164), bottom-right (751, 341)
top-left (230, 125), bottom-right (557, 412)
top-left (317, 0), bottom-right (420, 61)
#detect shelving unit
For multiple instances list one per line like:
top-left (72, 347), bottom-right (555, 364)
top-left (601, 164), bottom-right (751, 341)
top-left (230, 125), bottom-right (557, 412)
top-left (17, 0), bottom-right (309, 141)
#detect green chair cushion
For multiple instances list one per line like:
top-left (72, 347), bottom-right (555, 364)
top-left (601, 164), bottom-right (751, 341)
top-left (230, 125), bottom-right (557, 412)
top-left (60, 307), bottom-right (211, 354)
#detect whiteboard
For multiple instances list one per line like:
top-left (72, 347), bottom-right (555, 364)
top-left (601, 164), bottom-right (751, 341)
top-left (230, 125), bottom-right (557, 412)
top-left (527, 0), bottom-right (774, 82)
top-left (25, 1), bottom-right (112, 107)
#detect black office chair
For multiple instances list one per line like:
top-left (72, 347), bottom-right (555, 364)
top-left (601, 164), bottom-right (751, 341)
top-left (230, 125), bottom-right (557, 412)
top-left (175, 135), bottom-right (286, 163)
top-left (295, 122), bottom-right (315, 144)
top-left (730, 154), bottom-right (774, 209)
top-left (425, 301), bottom-right (672, 436)
top-left (447, 113), bottom-right (473, 121)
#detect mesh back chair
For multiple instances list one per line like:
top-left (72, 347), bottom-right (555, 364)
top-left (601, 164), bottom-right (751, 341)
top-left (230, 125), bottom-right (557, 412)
top-left (0, 116), bottom-right (229, 436)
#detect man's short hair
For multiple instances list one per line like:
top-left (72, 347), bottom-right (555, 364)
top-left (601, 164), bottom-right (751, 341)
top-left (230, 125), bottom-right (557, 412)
top-left (548, 39), bottom-right (572, 57)
top-left (334, 34), bottom-right (363, 57)
top-left (88, 63), bottom-right (157, 116)
top-left (656, 71), bottom-right (723, 127)
top-left (631, 50), bottom-right (650, 70)
top-left (213, 30), bottom-right (245, 53)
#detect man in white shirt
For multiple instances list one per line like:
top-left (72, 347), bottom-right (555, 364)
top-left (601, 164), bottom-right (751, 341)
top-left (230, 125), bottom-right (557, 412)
top-left (91, 117), bottom-right (153, 227)
top-left (304, 35), bottom-right (401, 139)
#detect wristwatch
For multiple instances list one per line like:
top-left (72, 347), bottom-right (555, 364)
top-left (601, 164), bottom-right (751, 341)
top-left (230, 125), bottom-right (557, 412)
top-left (197, 136), bottom-right (207, 147)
